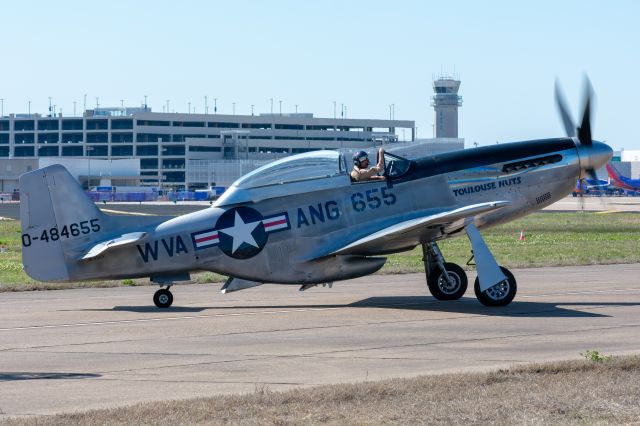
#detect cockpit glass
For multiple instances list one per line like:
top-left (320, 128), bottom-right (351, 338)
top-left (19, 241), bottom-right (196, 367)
top-left (383, 152), bottom-right (410, 178)
top-left (233, 150), bottom-right (344, 189)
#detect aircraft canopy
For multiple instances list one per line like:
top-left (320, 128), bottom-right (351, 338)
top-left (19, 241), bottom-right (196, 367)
top-left (233, 150), bottom-right (346, 189)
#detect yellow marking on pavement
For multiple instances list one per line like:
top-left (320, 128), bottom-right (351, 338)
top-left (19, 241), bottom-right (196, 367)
top-left (99, 208), bottom-right (159, 216)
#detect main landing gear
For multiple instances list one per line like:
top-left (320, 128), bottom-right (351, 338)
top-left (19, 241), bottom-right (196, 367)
top-left (422, 224), bottom-right (517, 307)
top-left (422, 243), bottom-right (468, 300)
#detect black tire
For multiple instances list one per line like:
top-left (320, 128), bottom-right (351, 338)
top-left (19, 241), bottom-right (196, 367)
top-left (474, 266), bottom-right (517, 307)
top-left (427, 262), bottom-right (468, 300)
top-left (153, 288), bottom-right (173, 308)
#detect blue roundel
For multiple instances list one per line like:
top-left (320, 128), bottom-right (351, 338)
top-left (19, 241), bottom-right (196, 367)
top-left (215, 206), bottom-right (267, 259)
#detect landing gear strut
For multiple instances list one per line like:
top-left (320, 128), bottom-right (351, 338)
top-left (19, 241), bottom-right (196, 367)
top-left (421, 223), bottom-right (518, 307)
top-left (466, 223), bottom-right (517, 307)
top-left (422, 242), bottom-right (468, 300)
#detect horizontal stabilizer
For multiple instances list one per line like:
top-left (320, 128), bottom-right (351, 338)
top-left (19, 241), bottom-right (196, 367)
top-left (330, 201), bottom-right (509, 256)
top-left (221, 277), bottom-right (264, 294)
top-left (81, 232), bottom-right (147, 260)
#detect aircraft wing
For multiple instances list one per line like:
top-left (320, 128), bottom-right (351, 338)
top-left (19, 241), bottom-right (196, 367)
top-left (80, 232), bottom-right (147, 260)
top-left (329, 201), bottom-right (509, 256)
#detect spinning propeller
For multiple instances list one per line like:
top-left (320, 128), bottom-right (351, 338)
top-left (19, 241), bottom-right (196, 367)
top-left (554, 77), bottom-right (599, 180)
top-left (555, 77), bottom-right (613, 209)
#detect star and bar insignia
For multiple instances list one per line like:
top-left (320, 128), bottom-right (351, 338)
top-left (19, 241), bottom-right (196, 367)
top-left (191, 206), bottom-right (290, 259)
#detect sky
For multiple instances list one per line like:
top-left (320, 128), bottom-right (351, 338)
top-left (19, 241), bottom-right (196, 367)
top-left (1, 0), bottom-right (639, 150)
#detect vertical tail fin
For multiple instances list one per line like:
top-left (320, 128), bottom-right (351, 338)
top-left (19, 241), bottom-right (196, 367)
top-left (20, 165), bottom-right (107, 281)
top-left (605, 163), bottom-right (620, 180)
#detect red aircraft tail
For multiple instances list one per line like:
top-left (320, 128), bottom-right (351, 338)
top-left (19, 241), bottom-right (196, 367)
top-left (605, 163), bottom-right (621, 181)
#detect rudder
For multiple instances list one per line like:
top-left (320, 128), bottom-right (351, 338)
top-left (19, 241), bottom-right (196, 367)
top-left (20, 165), bottom-right (107, 281)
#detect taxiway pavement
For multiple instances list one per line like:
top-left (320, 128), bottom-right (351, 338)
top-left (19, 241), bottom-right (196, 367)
top-left (2, 264), bottom-right (640, 417)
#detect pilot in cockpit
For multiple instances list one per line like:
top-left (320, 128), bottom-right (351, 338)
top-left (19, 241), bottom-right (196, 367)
top-left (351, 148), bottom-right (385, 182)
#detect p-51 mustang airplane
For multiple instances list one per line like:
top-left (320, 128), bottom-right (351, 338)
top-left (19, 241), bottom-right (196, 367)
top-left (19, 81), bottom-right (612, 308)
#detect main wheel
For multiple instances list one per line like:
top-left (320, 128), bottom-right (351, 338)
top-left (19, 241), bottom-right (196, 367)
top-left (153, 288), bottom-right (173, 308)
top-left (474, 266), bottom-right (517, 307)
top-left (427, 262), bottom-right (468, 300)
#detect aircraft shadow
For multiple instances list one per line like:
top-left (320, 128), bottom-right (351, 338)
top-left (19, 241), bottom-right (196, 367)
top-left (99, 296), bottom-right (638, 317)
top-left (89, 306), bottom-right (210, 313)
top-left (0, 372), bottom-right (101, 382)
top-left (348, 296), bottom-right (621, 318)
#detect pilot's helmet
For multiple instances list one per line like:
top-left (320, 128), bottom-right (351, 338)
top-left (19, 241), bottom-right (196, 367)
top-left (353, 150), bottom-right (368, 166)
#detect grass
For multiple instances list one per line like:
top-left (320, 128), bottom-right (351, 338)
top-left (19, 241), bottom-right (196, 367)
top-left (5, 354), bottom-right (640, 425)
top-left (2, 212), bottom-right (640, 292)
top-left (384, 211), bottom-right (640, 273)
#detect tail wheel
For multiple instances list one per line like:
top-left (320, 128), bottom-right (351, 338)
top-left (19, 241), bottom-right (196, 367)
top-left (474, 266), bottom-right (517, 307)
top-left (427, 262), bottom-right (468, 300)
top-left (153, 288), bottom-right (173, 308)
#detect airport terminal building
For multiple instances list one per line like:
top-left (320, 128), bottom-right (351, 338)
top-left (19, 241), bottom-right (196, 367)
top-left (0, 109), bottom-right (419, 190)
top-left (0, 77), bottom-right (473, 191)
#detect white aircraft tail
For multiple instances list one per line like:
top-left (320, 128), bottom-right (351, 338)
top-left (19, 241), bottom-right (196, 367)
top-left (19, 165), bottom-right (110, 281)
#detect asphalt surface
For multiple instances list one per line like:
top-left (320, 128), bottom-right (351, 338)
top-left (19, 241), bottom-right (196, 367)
top-left (2, 264), bottom-right (640, 417)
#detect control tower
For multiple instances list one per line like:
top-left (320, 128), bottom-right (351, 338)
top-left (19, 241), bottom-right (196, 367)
top-left (431, 77), bottom-right (462, 138)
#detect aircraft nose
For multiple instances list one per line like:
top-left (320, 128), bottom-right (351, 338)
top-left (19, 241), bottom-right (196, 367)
top-left (588, 141), bottom-right (613, 170)
top-left (577, 140), bottom-right (613, 177)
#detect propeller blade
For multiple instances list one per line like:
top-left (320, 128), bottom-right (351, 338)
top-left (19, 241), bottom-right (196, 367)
top-left (584, 167), bottom-right (609, 211)
top-left (555, 79), bottom-right (575, 137)
top-left (577, 78), bottom-right (594, 146)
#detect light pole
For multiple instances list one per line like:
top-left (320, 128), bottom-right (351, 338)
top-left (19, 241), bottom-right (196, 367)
top-left (270, 98), bottom-right (273, 114)
top-left (28, 101), bottom-right (31, 115)
top-left (232, 102), bottom-right (236, 115)
top-left (188, 102), bottom-right (191, 114)
top-left (214, 98), bottom-right (217, 113)
top-left (144, 95), bottom-right (148, 110)
top-left (251, 104), bottom-right (254, 116)
top-left (279, 100), bottom-right (282, 116)
top-left (159, 147), bottom-right (167, 197)
top-left (83, 94), bottom-right (87, 114)
top-left (204, 96), bottom-right (208, 115)
top-left (73, 101), bottom-right (77, 117)
top-left (333, 101), bottom-right (336, 119)
top-left (86, 146), bottom-right (94, 190)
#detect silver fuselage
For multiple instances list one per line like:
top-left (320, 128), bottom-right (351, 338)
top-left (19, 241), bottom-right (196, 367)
top-left (67, 137), bottom-right (599, 284)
